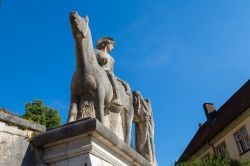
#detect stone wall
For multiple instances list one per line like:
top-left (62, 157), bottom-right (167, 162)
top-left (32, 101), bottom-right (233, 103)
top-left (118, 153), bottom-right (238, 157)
top-left (0, 112), bottom-right (46, 166)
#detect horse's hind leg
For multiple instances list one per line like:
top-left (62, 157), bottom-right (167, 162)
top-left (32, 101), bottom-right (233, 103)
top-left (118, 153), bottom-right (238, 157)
top-left (67, 94), bottom-right (79, 122)
top-left (96, 88), bottom-right (105, 123)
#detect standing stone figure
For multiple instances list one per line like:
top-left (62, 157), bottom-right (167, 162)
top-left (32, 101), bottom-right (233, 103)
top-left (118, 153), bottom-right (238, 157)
top-left (133, 91), bottom-right (157, 166)
top-left (95, 37), bottom-right (122, 106)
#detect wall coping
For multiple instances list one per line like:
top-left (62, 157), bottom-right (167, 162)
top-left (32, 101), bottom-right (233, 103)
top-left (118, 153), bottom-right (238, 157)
top-left (0, 112), bottom-right (46, 132)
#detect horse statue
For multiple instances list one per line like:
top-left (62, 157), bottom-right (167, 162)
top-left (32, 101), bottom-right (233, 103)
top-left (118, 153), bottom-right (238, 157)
top-left (67, 11), bottom-right (134, 144)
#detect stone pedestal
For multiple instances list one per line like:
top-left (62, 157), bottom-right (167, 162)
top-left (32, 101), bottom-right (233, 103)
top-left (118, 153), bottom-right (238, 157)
top-left (31, 118), bottom-right (152, 166)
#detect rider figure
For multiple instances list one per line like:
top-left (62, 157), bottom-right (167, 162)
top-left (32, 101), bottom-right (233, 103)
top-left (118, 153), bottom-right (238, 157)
top-left (95, 37), bottom-right (123, 106)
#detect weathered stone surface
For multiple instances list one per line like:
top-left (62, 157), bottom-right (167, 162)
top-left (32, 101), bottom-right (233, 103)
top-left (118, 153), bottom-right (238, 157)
top-left (56, 160), bottom-right (69, 166)
top-left (103, 111), bottom-right (124, 141)
top-left (4, 124), bottom-right (27, 137)
top-left (12, 135), bottom-right (29, 158)
top-left (0, 112), bottom-right (46, 132)
top-left (0, 132), bottom-right (12, 160)
top-left (89, 153), bottom-right (114, 166)
top-left (0, 112), bottom-right (45, 166)
top-left (31, 118), bottom-right (152, 166)
top-left (0, 121), bottom-right (6, 131)
top-left (68, 155), bottom-right (87, 166)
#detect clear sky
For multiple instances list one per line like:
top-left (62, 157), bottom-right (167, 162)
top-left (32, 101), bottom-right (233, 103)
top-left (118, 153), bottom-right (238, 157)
top-left (0, 0), bottom-right (250, 165)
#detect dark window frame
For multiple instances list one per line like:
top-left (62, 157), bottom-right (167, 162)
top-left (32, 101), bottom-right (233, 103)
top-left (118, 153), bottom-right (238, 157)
top-left (234, 126), bottom-right (250, 155)
top-left (201, 153), bottom-right (210, 161)
top-left (215, 141), bottom-right (230, 159)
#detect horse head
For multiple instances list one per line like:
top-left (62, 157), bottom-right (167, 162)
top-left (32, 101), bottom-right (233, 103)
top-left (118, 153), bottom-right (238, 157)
top-left (69, 11), bottom-right (89, 42)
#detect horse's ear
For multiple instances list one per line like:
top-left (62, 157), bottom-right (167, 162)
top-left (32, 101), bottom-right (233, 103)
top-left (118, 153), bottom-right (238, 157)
top-left (84, 16), bottom-right (89, 23)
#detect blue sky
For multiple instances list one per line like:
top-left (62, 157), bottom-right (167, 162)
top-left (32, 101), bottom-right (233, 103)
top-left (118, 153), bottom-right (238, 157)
top-left (0, 0), bottom-right (250, 165)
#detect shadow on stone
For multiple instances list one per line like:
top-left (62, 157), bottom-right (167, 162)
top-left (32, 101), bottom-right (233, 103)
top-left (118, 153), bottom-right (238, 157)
top-left (21, 144), bottom-right (36, 166)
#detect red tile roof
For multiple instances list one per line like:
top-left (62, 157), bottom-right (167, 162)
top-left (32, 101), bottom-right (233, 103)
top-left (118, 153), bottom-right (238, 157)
top-left (178, 80), bottom-right (250, 162)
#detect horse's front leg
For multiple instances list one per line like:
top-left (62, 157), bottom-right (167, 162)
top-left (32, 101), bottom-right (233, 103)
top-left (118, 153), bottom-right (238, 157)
top-left (67, 94), bottom-right (79, 122)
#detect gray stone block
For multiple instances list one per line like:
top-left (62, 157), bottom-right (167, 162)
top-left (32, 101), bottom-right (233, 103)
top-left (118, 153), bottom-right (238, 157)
top-left (0, 132), bottom-right (13, 160)
top-left (0, 121), bottom-right (6, 131)
top-left (31, 118), bottom-right (152, 166)
top-left (12, 135), bottom-right (29, 158)
top-left (0, 112), bottom-right (46, 132)
top-left (55, 160), bottom-right (68, 166)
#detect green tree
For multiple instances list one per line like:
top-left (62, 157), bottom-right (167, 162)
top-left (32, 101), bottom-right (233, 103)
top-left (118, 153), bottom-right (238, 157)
top-left (23, 99), bottom-right (61, 128)
top-left (176, 156), bottom-right (250, 166)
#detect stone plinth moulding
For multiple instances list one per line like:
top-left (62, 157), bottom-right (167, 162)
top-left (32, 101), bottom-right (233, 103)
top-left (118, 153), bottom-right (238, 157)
top-left (31, 118), bottom-right (152, 166)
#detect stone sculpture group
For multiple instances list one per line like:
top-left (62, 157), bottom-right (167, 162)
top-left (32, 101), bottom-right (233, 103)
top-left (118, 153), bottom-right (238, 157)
top-left (67, 11), bottom-right (157, 166)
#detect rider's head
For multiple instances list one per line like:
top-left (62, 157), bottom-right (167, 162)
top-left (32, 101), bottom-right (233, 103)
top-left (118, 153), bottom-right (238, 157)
top-left (96, 37), bottom-right (114, 52)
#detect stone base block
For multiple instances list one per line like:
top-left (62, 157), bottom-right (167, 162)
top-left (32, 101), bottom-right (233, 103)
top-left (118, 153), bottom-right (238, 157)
top-left (31, 118), bottom-right (152, 166)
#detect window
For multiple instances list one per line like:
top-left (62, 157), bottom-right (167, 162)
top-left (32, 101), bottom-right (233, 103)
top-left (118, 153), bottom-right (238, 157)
top-left (234, 126), bottom-right (250, 154)
top-left (215, 141), bottom-right (229, 159)
top-left (201, 153), bottom-right (209, 161)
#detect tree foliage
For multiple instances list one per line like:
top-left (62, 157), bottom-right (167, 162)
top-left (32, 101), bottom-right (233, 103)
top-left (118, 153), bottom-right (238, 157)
top-left (23, 99), bottom-right (61, 129)
top-left (176, 157), bottom-right (250, 166)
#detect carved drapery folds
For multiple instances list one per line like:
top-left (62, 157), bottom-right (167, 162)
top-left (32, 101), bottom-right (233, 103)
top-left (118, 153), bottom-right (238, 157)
top-left (133, 91), bottom-right (157, 166)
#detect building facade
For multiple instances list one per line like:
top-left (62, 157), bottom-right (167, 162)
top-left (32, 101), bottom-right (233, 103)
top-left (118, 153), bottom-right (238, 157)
top-left (178, 80), bottom-right (250, 162)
